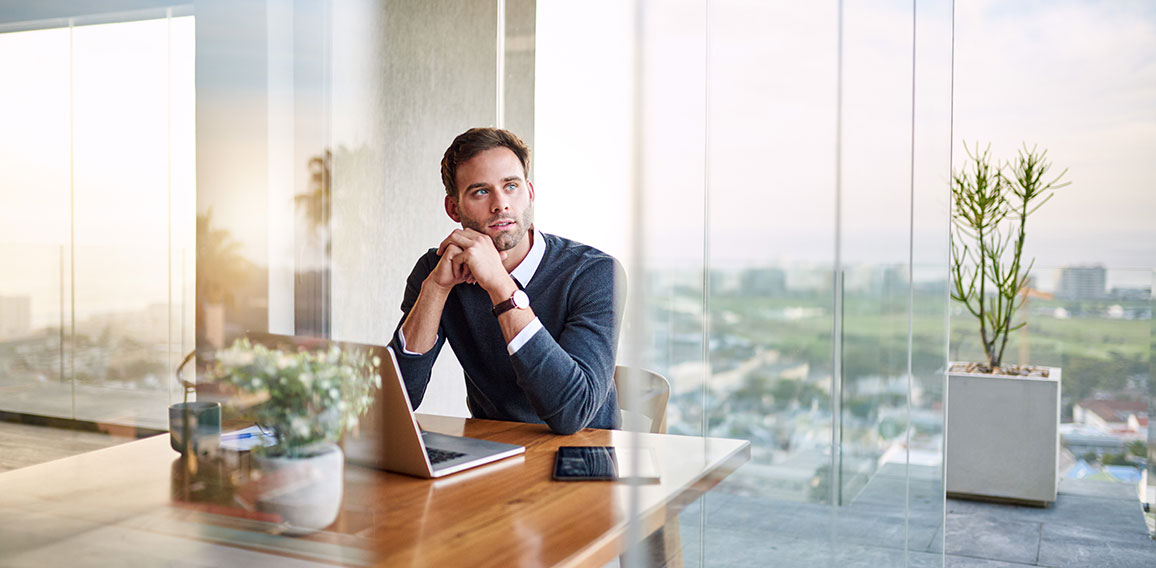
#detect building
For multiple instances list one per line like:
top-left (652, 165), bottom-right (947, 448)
top-left (1056, 265), bottom-right (1107, 300)
top-left (740, 267), bottom-right (788, 296)
top-left (1073, 398), bottom-right (1149, 441)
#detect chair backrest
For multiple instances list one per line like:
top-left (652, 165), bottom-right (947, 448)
top-left (613, 366), bottom-right (671, 434)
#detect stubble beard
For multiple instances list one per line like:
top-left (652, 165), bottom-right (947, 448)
top-left (462, 202), bottom-right (534, 252)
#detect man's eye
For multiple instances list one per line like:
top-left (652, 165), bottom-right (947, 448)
top-left (504, 183), bottom-right (517, 191)
top-left (475, 189), bottom-right (488, 196)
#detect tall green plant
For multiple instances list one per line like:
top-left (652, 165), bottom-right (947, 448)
top-left (950, 143), bottom-right (1069, 371)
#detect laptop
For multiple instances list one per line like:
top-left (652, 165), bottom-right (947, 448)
top-left (344, 345), bottom-right (525, 478)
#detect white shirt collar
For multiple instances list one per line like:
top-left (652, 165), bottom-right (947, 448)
top-left (509, 228), bottom-right (545, 286)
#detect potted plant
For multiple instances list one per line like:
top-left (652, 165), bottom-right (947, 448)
top-left (947, 142), bottom-right (1069, 505)
top-left (206, 337), bottom-right (381, 533)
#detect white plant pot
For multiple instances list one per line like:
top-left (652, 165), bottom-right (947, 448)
top-left (252, 443), bottom-right (344, 535)
top-left (946, 365), bottom-right (1061, 506)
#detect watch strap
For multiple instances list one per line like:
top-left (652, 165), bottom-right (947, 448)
top-left (492, 297), bottom-right (517, 317)
top-left (492, 289), bottom-right (528, 317)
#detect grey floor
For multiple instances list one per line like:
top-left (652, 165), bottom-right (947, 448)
top-left (940, 480), bottom-right (1154, 568)
top-left (669, 464), bottom-right (1155, 568)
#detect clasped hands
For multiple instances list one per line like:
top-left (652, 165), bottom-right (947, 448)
top-left (429, 228), bottom-right (512, 295)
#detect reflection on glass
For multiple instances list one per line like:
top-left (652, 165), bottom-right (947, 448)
top-left (196, 210), bottom-right (257, 350)
top-left (204, 337), bottom-right (380, 457)
top-left (0, 26), bottom-right (71, 419)
top-left (172, 335), bottom-right (380, 535)
top-left (0, 244), bottom-right (67, 418)
top-left (0, 15), bottom-right (194, 429)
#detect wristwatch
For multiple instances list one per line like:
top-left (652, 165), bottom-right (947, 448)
top-left (492, 289), bottom-right (530, 317)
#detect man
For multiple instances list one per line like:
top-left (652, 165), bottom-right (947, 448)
top-left (389, 127), bottom-right (624, 434)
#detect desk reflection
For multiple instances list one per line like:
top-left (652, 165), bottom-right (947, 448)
top-left (0, 416), bottom-right (748, 567)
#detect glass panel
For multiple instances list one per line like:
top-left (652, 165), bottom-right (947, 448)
top-left (837, 0), bottom-right (917, 561)
top-left (0, 27), bottom-right (71, 419)
top-left (170, 14), bottom-right (197, 407)
top-left (538, 1), bottom-right (952, 566)
top-left (71, 17), bottom-right (193, 429)
top-left (701, 0), bottom-right (840, 564)
top-left (327, 0), bottom-right (505, 418)
top-left (639, 2), bottom-right (709, 565)
top-left (0, 15), bottom-right (193, 428)
top-left (536, 2), bottom-right (682, 564)
top-left (910, 0), bottom-right (952, 559)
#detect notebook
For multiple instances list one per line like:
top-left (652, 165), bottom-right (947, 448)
top-left (343, 345), bottom-right (525, 478)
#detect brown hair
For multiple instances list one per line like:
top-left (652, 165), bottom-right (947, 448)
top-left (440, 127), bottom-right (530, 199)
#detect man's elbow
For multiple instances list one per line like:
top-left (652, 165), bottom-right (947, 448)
top-left (544, 415), bottom-right (588, 436)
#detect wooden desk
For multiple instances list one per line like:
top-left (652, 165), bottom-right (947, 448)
top-left (0, 415), bottom-right (749, 567)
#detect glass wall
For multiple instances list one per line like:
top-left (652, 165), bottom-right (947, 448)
top-left (0, 10), bottom-right (195, 430)
top-left (535, 1), bottom-right (951, 565)
top-left (0, 1), bottom-right (955, 564)
top-left (212, 1), bottom-right (949, 562)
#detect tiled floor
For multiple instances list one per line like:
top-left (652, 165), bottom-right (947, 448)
top-left (671, 464), bottom-right (1155, 567)
top-left (942, 481), bottom-right (1154, 568)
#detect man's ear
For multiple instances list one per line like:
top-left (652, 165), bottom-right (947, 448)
top-left (527, 180), bottom-right (535, 201)
top-left (444, 195), bottom-right (462, 223)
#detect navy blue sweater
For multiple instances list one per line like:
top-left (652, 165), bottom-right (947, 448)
top-left (390, 232), bottom-right (624, 434)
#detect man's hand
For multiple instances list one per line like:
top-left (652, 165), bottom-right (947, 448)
top-left (404, 228), bottom-right (524, 356)
top-left (437, 229), bottom-right (513, 295)
top-left (403, 240), bottom-right (486, 355)
top-left (427, 243), bottom-right (471, 292)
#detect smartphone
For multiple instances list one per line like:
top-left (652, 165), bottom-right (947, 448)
top-left (553, 446), bottom-right (618, 481)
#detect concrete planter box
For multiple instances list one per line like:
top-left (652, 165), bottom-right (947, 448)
top-left (946, 366), bottom-right (1061, 506)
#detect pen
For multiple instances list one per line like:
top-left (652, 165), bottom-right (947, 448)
top-left (221, 432), bottom-right (265, 440)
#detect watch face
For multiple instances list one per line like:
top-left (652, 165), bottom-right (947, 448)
top-left (512, 289), bottom-right (530, 308)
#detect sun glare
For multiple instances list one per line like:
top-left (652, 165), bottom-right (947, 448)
top-left (0, 16), bottom-right (195, 325)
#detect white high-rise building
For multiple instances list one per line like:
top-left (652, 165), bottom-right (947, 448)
top-left (1056, 265), bottom-right (1107, 300)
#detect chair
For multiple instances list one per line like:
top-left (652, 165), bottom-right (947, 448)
top-left (613, 366), bottom-right (670, 434)
top-left (613, 366), bottom-right (680, 567)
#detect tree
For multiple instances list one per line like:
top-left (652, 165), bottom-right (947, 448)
top-left (1101, 452), bottom-right (1131, 466)
top-left (1126, 440), bottom-right (1146, 458)
top-left (196, 208), bottom-right (251, 307)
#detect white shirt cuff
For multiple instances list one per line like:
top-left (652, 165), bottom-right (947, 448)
top-left (507, 317), bottom-right (543, 355)
top-left (396, 327), bottom-right (428, 356)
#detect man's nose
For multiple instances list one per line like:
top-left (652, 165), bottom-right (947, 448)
top-left (491, 191), bottom-right (509, 212)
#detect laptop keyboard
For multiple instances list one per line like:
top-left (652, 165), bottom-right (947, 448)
top-left (427, 447), bottom-right (467, 465)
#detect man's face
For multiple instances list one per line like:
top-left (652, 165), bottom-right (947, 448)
top-left (445, 146), bottom-right (535, 253)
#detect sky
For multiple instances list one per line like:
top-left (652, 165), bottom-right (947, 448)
top-left (0, 17), bottom-right (195, 326)
top-left (535, 0), bottom-right (1156, 287)
top-left (954, 0), bottom-right (1156, 273)
top-left (1, 1), bottom-right (1153, 330)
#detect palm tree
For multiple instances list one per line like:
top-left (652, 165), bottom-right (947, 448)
top-left (196, 208), bottom-right (251, 307)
